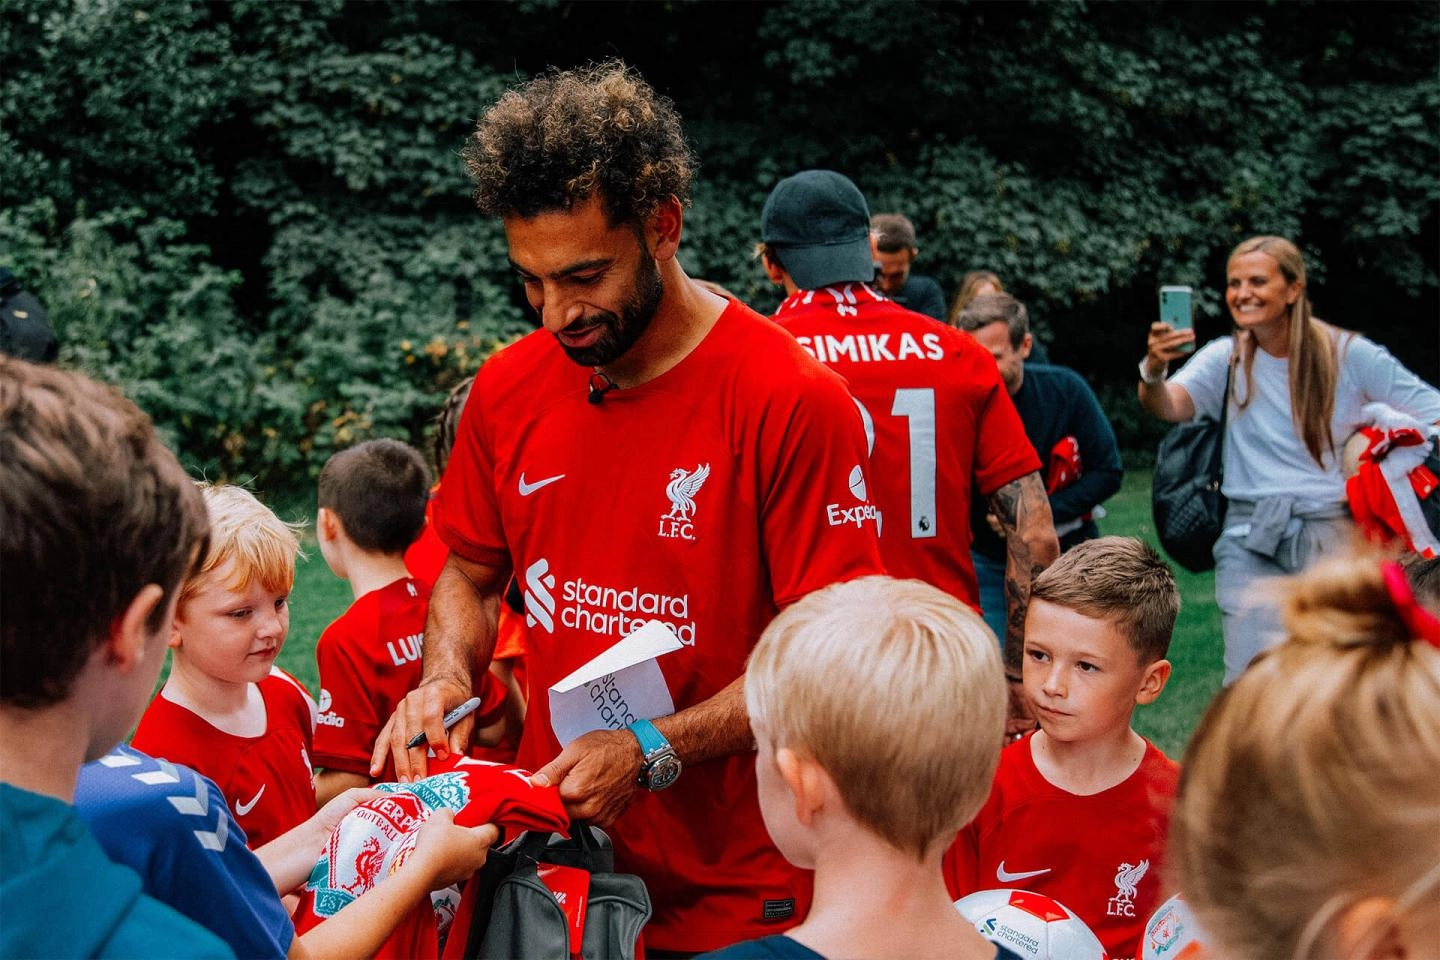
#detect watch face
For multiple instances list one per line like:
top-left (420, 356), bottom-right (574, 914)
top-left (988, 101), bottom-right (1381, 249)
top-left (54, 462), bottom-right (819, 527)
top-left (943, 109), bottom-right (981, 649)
top-left (646, 754), bottom-right (682, 791)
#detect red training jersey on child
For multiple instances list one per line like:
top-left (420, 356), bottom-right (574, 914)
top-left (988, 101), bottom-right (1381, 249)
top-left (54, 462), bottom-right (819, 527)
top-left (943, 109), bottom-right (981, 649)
top-left (313, 576), bottom-right (512, 778)
top-left (404, 495), bottom-right (452, 590)
top-left (314, 577), bottom-right (431, 777)
top-left (944, 732), bottom-right (1180, 960)
top-left (434, 299), bottom-right (886, 952)
top-left (773, 284), bottom-right (1039, 608)
top-left (132, 669), bottom-right (317, 848)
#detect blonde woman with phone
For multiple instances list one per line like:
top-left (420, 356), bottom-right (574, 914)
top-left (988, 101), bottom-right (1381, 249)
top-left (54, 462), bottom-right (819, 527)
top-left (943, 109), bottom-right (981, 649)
top-left (1137, 235), bottom-right (1440, 681)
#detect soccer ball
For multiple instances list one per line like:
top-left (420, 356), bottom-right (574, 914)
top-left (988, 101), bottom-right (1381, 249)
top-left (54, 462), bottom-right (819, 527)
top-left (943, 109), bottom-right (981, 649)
top-left (955, 888), bottom-right (1108, 960)
top-left (1140, 893), bottom-right (1208, 960)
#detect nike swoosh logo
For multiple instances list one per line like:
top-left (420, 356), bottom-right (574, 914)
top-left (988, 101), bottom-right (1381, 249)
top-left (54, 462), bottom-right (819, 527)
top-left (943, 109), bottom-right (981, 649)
top-left (518, 473), bottom-right (565, 496)
top-left (996, 861), bottom-right (1052, 884)
top-left (235, 784), bottom-right (266, 817)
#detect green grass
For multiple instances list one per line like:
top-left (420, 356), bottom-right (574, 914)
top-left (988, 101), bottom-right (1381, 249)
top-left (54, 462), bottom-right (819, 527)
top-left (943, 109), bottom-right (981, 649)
top-left (278, 546), bottom-right (353, 695)
top-left (269, 469), bottom-right (1223, 760)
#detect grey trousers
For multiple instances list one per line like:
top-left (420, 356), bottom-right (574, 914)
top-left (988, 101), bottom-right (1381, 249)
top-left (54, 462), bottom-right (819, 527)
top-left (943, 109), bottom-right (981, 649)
top-left (1213, 499), bottom-right (1354, 683)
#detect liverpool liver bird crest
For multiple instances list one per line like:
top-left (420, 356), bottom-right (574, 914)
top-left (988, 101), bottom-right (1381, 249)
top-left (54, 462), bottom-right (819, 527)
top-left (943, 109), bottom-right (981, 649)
top-left (1113, 859), bottom-right (1149, 902)
top-left (665, 464), bottom-right (711, 521)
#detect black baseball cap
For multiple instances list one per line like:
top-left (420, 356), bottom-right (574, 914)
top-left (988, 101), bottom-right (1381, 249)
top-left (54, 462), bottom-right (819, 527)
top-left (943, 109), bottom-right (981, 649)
top-left (761, 170), bottom-right (875, 291)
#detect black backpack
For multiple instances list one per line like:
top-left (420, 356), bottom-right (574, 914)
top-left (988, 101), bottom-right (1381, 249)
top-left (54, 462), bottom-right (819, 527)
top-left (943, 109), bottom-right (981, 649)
top-left (1152, 361), bottom-right (1233, 573)
top-left (459, 824), bottom-right (650, 959)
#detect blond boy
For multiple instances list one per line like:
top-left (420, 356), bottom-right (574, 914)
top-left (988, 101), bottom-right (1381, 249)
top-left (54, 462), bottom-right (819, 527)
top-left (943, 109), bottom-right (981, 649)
top-left (133, 484), bottom-right (318, 848)
top-left (703, 576), bottom-right (1020, 960)
top-left (944, 537), bottom-right (1180, 960)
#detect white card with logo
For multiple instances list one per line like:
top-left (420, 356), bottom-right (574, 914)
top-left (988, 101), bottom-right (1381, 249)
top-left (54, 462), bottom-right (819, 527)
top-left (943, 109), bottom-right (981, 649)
top-left (548, 620), bottom-right (684, 747)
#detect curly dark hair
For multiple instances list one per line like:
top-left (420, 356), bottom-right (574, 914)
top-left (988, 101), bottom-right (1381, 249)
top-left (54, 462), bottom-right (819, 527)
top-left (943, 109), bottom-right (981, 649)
top-left (462, 60), bottom-right (695, 225)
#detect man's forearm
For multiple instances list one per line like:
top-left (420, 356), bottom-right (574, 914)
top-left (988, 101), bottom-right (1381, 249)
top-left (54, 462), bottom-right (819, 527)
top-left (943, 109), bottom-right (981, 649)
top-left (422, 559), bottom-right (502, 690)
top-left (990, 473), bottom-right (1060, 671)
top-left (529, 676), bottom-right (752, 827)
top-left (653, 677), bottom-right (751, 765)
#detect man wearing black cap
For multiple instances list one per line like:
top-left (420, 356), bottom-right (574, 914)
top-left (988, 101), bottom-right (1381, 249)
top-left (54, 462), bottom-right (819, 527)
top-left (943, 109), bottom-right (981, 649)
top-left (760, 170), bottom-right (1059, 731)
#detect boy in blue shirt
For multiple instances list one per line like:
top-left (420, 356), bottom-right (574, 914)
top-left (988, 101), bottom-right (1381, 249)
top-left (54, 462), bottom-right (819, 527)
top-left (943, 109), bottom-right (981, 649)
top-left (1, 359), bottom-right (499, 960)
top-left (0, 358), bottom-right (231, 959)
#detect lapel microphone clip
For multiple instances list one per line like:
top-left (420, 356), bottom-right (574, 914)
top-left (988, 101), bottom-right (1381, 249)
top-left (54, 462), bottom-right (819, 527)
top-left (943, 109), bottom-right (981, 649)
top-left (588, 371), bottom-right (618, 405)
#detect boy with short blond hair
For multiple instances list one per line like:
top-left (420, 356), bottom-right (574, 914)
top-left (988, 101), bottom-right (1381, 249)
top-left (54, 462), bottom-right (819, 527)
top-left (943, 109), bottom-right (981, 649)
top-left (132, 484), bottom-right (318, 849)
top-left (705, 576), bottom-right (1020, 960)
top-left (944, 536), bottom-right (1180, 960)
top-left (0, 358), bottom-right (229, 957)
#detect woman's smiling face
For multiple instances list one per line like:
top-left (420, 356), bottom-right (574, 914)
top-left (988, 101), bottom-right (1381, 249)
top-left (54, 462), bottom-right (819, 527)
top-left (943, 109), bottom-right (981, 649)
top-left (1226, 249), bottom-right (1302, 337)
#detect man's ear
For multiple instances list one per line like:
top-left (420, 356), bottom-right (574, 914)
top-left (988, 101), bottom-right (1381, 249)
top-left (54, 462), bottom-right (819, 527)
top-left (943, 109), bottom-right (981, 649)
top-left (1334, 897), bottom-right (1405, 960)
top-left (109, 584), bottom-right (167, 671)
top-left (1019, 332), bottom-right (1034, 361)
top-left (761, 253), bottom-right (790, 288)
top-left (776, 747), bottom-right (828, 827)
top-left (644, 196), bottom-right (684, 263)
top-left (1135, 658), bottom-right (1172, 705)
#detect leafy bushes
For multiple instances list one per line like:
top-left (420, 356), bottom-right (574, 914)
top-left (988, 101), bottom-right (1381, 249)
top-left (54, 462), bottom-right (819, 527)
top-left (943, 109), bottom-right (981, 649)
top-left (3, 0), bottom-right (1435, 498)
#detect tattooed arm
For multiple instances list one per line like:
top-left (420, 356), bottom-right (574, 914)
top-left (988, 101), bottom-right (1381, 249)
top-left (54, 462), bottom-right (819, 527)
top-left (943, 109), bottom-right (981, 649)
top-left (987, 471), bottom-right (1060, 672)
top-left (987, 472), bottom-right (1059, 739)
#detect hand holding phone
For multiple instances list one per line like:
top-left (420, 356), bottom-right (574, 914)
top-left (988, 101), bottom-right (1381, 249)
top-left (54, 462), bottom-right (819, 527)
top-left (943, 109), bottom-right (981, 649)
top-left (1159, 285), bottom-right (1195, 353)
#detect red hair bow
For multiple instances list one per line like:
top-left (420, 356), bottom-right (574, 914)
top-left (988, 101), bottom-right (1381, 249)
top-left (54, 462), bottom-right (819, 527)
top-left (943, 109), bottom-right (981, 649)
top-left (1381, 562), bottom-right (1440, 648)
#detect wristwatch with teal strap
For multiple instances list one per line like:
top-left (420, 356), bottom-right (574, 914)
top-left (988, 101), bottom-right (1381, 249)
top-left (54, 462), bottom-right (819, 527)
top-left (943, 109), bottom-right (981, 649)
top-left (627, 718), bottom-right (682, 791)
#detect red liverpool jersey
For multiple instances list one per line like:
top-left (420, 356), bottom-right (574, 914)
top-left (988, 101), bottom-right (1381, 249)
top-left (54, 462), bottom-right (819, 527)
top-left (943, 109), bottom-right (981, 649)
top-left (434, 298), bottom-right (886, 951)
top-left (773, 284), bottom-right (1038, 607)
top-left (132, 669), bottom-right (318, 848)
top-left (944, 732), bottom-right (1180, 960)
top-left (313, 577), bottom-right (432, 777)
top-left (314, 576), bottom-right (514, 777)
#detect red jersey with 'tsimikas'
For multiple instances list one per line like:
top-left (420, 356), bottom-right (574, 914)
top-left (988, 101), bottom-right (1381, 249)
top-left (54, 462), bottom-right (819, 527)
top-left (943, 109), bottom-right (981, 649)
top-left (773, 284), bottom-right (1039, 608)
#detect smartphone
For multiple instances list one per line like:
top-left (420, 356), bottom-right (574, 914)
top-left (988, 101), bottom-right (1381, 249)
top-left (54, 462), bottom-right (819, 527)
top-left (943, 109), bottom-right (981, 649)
top-left (1159, 285), bottom-right (1194, 352)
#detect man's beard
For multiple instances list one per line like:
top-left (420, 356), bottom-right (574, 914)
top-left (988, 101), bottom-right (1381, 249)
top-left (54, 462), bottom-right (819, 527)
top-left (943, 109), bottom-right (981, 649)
top-left (556, 255), bottom-right (664, 368)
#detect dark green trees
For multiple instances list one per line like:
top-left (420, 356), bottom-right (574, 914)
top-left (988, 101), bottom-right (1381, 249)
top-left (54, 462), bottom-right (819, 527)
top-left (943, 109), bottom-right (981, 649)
top-left (4, 0), bottom-right (1434, 490)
